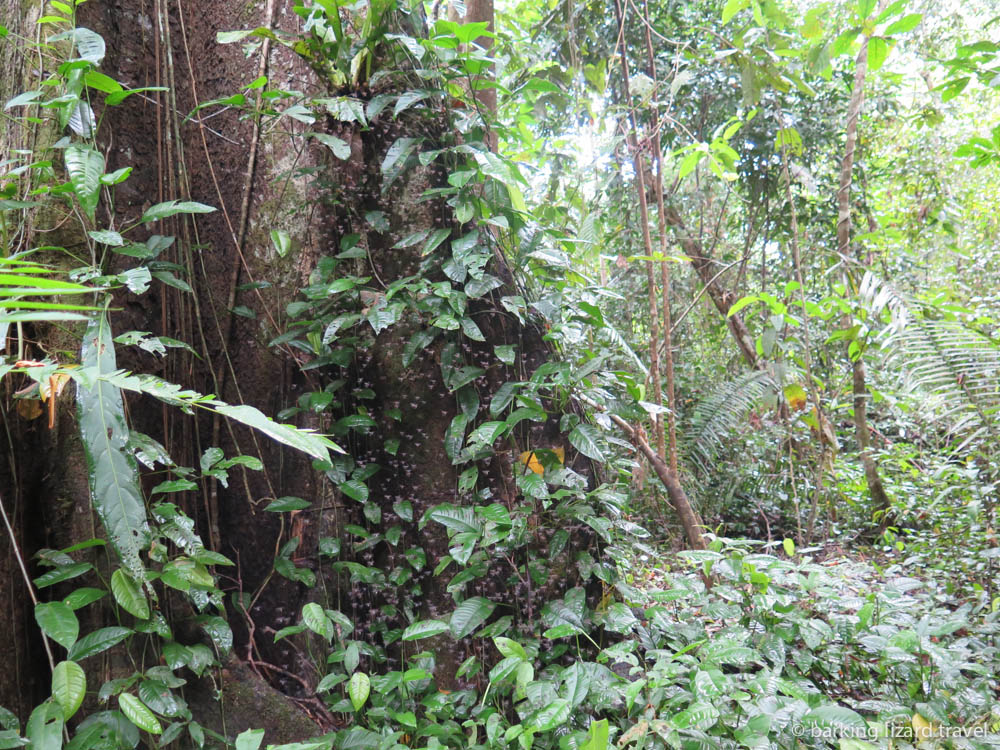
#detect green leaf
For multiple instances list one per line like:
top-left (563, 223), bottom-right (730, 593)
top-left (311, 133), bottom-right (351, 160)
top-left (51, 661), bottom-right (86, 720)
top-left (270, 229), bottom-right (294, 258)
top-left (533, 699), bottom-right (570, 731)
top-left (450, 597), bottom-right (496, 639)
top-left (214, 404), bottom-right (339, 462)
top-left (401, 620), bottom-right (450, 641)
top-left (34, 562), bottom-right (92, 589)
top-left (493, 636), bottom-right (527, 660)
top-left (802, 705), bottom-right (867, 734)
top-left (722, 0), bottom-right (749, 23)
top-left (67, 626), bottom-right (132, 661)
top-left (568, 424), bottom-right (606, 461)
top-left (0, 730), bottom-right (28, 749)
top-left (63, 587), bottom-right (105, 610)
top-left (50, 27), bottom-right (106, 63)
top-left (25, 702), bottom-right (62, 750)
top-left (264, 496), bottom-right (311, 512)
top-left (783, 538), bottom-right (795, 556)
top-left (429, 505), bottom-right (481, 534)
top-left (582, 719), bottom-right (609, 750)
top-left (302, 603), bottom-right (335, 641)
top-left (84, 70), bottom-right (123, 94)
top-left (856, 0), bottom-right (876, 19)
top-left (64, 144), bottom-right (104, 221)
top-left (867, 36), bottom-right (890, 71)
top-left (339, 479), bottom-right (368, 502)
top-left (5, 90), bottom-right (44, 109)
top-left (235, 729), bottom-right (265, 750)
top-left (34, 602), bottom-right (79, 650)
top-left (110, 569), bottom-right (150, 619)
top-left (348, 672), bottom-right (370, 712)
top-left (88, 230), bottom-right (124, 246)
top-left (884, 12), bottom-right (921, 35)
top-left (78, 314), bottom-right (151, 583)
top-left (140, 200), bottom-right (216, 223)
top-left (118, 693), bottom-right (162, 734)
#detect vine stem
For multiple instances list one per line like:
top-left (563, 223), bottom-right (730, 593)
top-left (0, 493), bottom-right (58, 677)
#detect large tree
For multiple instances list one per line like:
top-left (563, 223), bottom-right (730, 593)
top-left (0, 0), bottom-right (607, 735)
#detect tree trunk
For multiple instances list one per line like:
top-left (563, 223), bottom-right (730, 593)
top-left (836, 37), bottom-right (891, 523)
top-left (0, 0), bottom-right (598, 726)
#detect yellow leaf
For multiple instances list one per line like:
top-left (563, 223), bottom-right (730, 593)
top-left (518, 447), bottom-right (565, 475)
top-left (783, 383), bottom-right (808, 411)
top-left (911, 713), bottom-right (934, 741)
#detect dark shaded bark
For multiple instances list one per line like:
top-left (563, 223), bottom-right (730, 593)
top-left (0, 0), bottom-right (601, 724)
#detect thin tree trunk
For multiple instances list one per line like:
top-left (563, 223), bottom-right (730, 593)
top-left (837, 36), bottom-right (892, 522)
top-left (642, 0), bottom-right (679, 473)
top-left (662, 204), bottom-right (760, 369)
top-left (612, 0), bottom-right (664, 460)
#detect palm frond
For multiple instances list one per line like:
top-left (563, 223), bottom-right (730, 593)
top-left (682, 369), bottom-right (777, 473)
top-left (888, 318), bottom-right (1000, 448)
top-left (860, 272), bottom-right (1000, 448)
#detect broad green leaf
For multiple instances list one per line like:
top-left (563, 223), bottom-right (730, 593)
top-left (867, 36), bottom-right (890, 71)
top-left (450, 597), bottom-right (496, 639)
top-left (78, 314), bottom-right (151, 583)
top-left (68, 626), bottom-right (132, 661)
top-left (270, 229), bottom-right (293, 258)
top-left (215, 404), bottom-right (340, 462)
top-left (110, 569), bottom-right (150, 619)
top-left (722, 0), bottom-right (749, 23)
top-left (88, 230), bottom-right (124, 246)
top-left (311, 133), bottom-right (351, 160)
top-left (235, 729), bottom-right (265, 750)
top-left (140, 200), bottom-right (216, 223)
top-left (339, 479), bottom-right (369, 502)
top-left (802, 705), bottom-right (867, 734)
top-left (25, 702), bottom-right (62, 750)
top-left (49, 27), bottom-right (106, 63)
top-left (856, 0), bottom-right (876, 19)
top-left (84, 70), bottom-right (123, 94)
top-left (671, 702), bottom-right (720, 731)
top-left (63, 587), bottom-right (105, 610)
top-left (582, 719), bottom-right (609, 750)
top-left (34, 562), bottom-right (92, 589)
top-left (348, 672), bottom-right (370, 711)
top-left (51, 661), bottom-right (86, 720)
top-left (401, 620), bottom-right (450, 641)
top-left (302, 603), bottom-right (335, 641)
top-left (34, 602), bottom-right (79, 650)
top-left (533, 699), bottom-right (570, 731)
top-left (783, 538), bottom-right (796, 556)
top-left (884, 12), bottom-right (921, 35)
top-left (494, 636), bottom-right (527, 660)
top-left (0, 730), bottom-right (27, 749)
top-left (118, 694), bottom-right (162, 734)
top-left (64, 145), bottom-right (104, 221)
top-left (5, 90), bottom-right (44, 109)
top-left (568, 424), bottom-right (606, 461)
top-left (264, 496), bottom-right (311, 512)
top-left (429, 505), bottom-right (481, 534)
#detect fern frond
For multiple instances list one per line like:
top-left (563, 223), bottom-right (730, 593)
top-left (682, 369), bottom-right (777, 472)
top-left (887, 317), bottom-right (1000, 447)
top-left (860, 272), bottom-right (1000, 447)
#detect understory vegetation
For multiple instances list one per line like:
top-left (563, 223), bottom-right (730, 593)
top-left (0, 0), bottom-right (998, 749)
